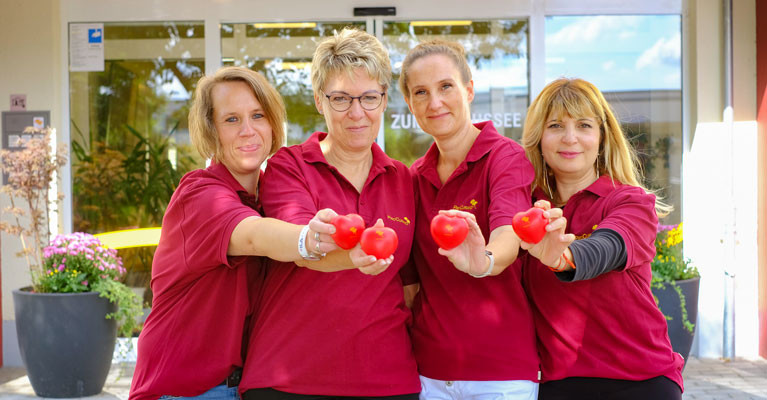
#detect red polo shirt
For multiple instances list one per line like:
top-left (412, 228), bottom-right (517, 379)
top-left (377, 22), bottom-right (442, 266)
top-left (522, 176), bottom-right (684, 390)
top-left (409, 121), bottom-right (539, 381)
top-left (239, 132), bottom-right (420, 396)
top-left (130, 162), bottom-right (265, 400)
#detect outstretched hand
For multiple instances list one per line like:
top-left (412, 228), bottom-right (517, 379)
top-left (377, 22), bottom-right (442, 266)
top-left (353, 219), bottom-right (394, 275)
top-left (520, 200), bottom-right (575, 268)
top-left (435, 210), bottom-right (490, 276)
top-left (304, 208), bottom-right (341, 255)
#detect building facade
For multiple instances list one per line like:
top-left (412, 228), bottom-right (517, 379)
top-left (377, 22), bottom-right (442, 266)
top-left (0, 0), bottom-right (764, 366)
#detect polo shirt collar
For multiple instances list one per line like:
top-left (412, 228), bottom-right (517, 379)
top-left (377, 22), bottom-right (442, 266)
top-left (301, 131), bottom-right (396, 175)
top-left (465, 121), bottom-right (499, 163)
top-left (416, 121), bottom-right (501, 181)
top-left (207, 160), bottom-right (261, 208)
top-left (533, 175), bottom-right (618, 202)
top-left (583, 175), bottom-right (620, 197)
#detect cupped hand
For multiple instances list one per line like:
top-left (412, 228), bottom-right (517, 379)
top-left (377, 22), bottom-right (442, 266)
top-left (520, 206), bottom-right (575, 268)
top-left (436, 210), bottom-right (488, 276)
top-left (353, 219), bottom-right (394, 275)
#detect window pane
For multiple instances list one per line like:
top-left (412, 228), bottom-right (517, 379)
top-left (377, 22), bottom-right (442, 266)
top-left (221, 21), bottom-right (366, 146)
top-left (545, 15), bottom-right (682, 223)
top-left (69, 22), bottom-right (206, 295)
top-left (383, 19), bottom-right (529, 165)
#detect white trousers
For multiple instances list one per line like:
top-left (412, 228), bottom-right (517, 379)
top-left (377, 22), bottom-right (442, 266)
top-left (419, 375), bottom-right (538, 400)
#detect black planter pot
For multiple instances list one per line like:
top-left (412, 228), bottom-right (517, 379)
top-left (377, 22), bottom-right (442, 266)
top-left (651, 276), bottom-right (700, 365)
top-left (13, 288), bottom-right (117, 398)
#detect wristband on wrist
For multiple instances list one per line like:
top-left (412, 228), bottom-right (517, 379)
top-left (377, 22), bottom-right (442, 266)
top-left (298, 225), bottom-right (321, 261)
top-left (548, 253), bottom-right (575, 272)
top-left (469, 250), bottom-right (494, 278)
top-left (561, 252), bottom-right (576, 270)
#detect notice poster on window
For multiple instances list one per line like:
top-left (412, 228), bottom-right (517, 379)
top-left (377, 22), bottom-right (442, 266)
top-left (69, 23), bottom-right (104, 72)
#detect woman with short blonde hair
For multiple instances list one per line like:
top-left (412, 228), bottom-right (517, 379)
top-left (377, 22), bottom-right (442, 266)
top-left (240, 27), bottom-right (420, 400)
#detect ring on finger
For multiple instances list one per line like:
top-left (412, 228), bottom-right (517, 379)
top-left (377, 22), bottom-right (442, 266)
top-left (314, 231), bottom-right (321, 243)
top-left (314, 240), bottom-right (322, 254)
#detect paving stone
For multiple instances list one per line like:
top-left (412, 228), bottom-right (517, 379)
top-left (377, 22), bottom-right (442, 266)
top-left (0, 357), bottom-right (765, 399)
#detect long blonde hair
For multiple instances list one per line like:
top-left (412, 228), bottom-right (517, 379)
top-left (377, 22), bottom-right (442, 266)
top-left (521, 78), bottom-right (670, 215)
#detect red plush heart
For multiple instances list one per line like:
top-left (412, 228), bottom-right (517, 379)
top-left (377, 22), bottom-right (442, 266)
top-left (330, 214), bottom-right (366, 250)
top-left (359, 226), bottom-right (399, 260)
top-left (430, 214), bottom-right (469, 250)
top-left (512, 207), bottom-right (548, 244)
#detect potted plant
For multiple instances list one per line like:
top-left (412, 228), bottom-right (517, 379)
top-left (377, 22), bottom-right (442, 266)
top-left (650, 222), bottom-right (700, 365)
top-left (0, 127), bottom-right (142, 398)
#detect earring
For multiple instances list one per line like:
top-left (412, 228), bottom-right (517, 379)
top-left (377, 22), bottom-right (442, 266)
top-left (542, 160), bottom-right (554, 201)
top-left (595, 155), bottom-right (600, 176)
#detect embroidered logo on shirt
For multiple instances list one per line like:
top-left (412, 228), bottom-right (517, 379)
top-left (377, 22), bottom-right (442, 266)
top-left (387, 215), bottom-right (411, 225)
top-left (452, 199), bottom-right (478, 211)
top-left (574, 224), bottom-right (598, 240)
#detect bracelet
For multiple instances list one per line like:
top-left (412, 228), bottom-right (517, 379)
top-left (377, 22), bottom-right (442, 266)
top-left (469, 250), bottom-right (494, 278)
top-left (548, 253), bottom-right (575, 273)
top-left (298, 225), bottom-right (321, 261)
top-left (562, 253), bottom-right (576, 270)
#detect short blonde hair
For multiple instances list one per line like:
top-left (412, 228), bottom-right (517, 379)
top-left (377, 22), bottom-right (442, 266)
top-left (521, 78), bottom-right (670, 215)
top-left (311, 27), bottom-right (391, 96)
top-left (398, 39), bottom-right (472, 99)
top-left (188, 66), bottom-right (286, 160)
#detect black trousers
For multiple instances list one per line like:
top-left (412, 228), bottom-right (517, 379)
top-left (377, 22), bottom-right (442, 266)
top-left (243, 388), bottom-right (420, 400)
top-left (538, 376), bottom-right (682, 400)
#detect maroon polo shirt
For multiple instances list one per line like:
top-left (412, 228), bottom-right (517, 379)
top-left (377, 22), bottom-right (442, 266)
top-left (523, 176), bottom-right (684, 390)
top-left (239, 132), bottom-right (419, 396)
top-left (409, 121), bottom-right (539, 381)
top-left (130, 162), bottom-right (265, 400)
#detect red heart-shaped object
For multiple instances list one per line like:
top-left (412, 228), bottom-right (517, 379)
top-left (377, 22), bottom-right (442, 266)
top-left (430, 214), bottom-right (469, 250)
top-left (512, 207), bottom-right (548, 244)
top-left (359, 226), bottom-right (399, 260)
top-left (330, 214), bottom-right (366, 249)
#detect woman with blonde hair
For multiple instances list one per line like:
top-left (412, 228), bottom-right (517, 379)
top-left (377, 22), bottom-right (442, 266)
top-left (520, 77), bottom-right (684, 399)
top-left (399, 38), bottom-right (545, 400)
top-left (239, 28), bottom-right (419, 400)
top-left (130, 66), bottom-right (370, 400)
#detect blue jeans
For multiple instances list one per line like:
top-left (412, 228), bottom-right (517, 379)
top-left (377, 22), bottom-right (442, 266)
top-left (160, 384), bottom-right (240, 400)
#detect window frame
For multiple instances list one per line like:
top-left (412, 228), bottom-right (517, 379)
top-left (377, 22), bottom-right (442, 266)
top-left (60, 0), bottom-right (684, 232)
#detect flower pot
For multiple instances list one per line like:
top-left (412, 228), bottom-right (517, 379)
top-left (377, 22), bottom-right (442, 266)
top-left (13, 288), bottom-right (117, 398)
top-left (651, 276), bottom-right (700, 366)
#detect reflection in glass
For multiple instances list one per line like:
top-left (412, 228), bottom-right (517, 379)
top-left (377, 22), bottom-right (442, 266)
top-left (545, 15), bottom-right (682, 223)
top-left (383, 20), bottom-right (529, 165)
top-left (69, 22), bottom-right (206, 301)
top-left (221, 22), bottom-right (365, 146)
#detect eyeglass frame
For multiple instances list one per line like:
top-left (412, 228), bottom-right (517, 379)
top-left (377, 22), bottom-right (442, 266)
top-left (321, 90), bottom-right (386, 112)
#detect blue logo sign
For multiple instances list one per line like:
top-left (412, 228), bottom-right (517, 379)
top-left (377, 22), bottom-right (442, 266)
top-left (88, 28), bottom-right (103, 43)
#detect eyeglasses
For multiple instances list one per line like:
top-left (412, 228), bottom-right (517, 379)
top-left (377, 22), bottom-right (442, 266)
top-left (322, 90), bottom-right (385, 112)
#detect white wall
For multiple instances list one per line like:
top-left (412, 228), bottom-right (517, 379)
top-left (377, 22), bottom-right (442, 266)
top-left (1, 0), bottom-right (62, 366)
top-left (685, 0), bottom-right (760, 359)
top-left (1, 0), bottom-right (761, 365)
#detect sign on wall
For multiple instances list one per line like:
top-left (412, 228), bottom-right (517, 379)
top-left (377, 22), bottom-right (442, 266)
top-left (10, 94), bottom-right (26, 111)
top-left (1, 111), bottom-right (51, 184)
top-left (69, 23), bottom-right (104, 72)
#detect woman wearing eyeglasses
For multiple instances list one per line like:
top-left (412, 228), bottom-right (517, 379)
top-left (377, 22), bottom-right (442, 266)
top-left (238, 28), bottom-right (420, 400)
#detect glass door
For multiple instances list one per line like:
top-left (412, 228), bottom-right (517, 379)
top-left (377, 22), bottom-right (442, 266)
top-left (221, 21), bottom-right (367, 146)
top-left (381, 19), bottom-right (529, 165)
